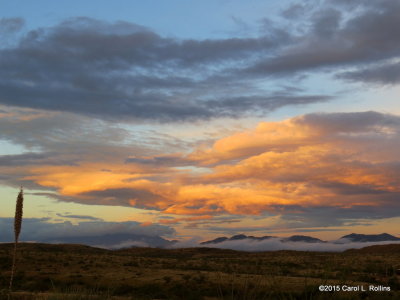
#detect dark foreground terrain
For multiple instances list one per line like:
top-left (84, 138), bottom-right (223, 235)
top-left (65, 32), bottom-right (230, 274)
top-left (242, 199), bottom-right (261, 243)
top-left (0, 243), bottom-right (399, 299)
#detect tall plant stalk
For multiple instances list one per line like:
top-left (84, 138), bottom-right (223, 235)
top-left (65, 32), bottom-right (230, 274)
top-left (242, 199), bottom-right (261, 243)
top-left (8, 187), bottom-right (24, 299)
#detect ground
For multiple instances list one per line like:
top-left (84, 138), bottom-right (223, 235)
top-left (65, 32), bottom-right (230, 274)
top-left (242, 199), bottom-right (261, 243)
top-left (0, 243), bottom-right (399, 299)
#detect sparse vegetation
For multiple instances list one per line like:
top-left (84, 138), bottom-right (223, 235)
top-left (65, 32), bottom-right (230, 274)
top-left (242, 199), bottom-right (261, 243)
top-left (0, 243), bottom-right (399, 299)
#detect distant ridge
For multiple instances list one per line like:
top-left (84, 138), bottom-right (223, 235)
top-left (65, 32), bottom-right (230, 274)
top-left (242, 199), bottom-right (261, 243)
top-left (340, 233), bottom-right (400, 242)
top-left (40, 233), bottom-right (174, 249)
top-left (4, 232), bottom-right (399, 250)
top-left (201, 233), bottom-right (400, 245)
top-left (344, 243), bottom-right (400, 254)
top-left (282, 235), bottom-right (325, 243)
top-left (2, 241), bottom-right (400, 254)
top-left (200, 234), bottom-right (324, 245)
top-left (201, 234), bottom-right (275, 245)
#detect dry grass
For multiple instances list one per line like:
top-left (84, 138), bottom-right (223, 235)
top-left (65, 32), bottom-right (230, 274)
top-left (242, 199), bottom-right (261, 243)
top-left (1, 189), bottom-right (399, 299)
top-left (1, 243), bottom-right (399, 299)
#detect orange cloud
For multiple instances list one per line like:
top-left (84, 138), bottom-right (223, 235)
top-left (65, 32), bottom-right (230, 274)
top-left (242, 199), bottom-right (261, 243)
top-left (188, 117), bottom-right (319, 164)
top-left (15, 112), bottom-right (400, 218)
top-left (24, 163), bottom-right (150, 195)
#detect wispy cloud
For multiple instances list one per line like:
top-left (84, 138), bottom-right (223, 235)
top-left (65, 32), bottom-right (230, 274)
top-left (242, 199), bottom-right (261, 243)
top-left (55, 213), bottom-right (103, 221)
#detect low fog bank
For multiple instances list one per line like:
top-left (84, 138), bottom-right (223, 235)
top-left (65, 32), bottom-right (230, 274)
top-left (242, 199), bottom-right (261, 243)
top-left (1, 217), bottom-right (399, 251)
top-left (171, 238), bottom-right (400, 252)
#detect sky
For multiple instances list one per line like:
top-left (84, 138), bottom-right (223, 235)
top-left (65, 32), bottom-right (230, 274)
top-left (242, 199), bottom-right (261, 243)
top-left (1, 0), bottom-right (400, 248)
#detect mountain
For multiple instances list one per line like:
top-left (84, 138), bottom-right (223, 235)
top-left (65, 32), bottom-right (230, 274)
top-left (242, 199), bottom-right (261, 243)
top-left (340, 233), bottom-right (400, 242)
top-left (229, 234), bottom-right (248, 241)
top-left (201, 234), bottom-right (326, 245)
top-left (200, 234), bottom-right (274, 245)
top-left (282, 235), bottom-right (325, 243)
top-left (201, 237), bottom-right (229, 244)
top-left (202, 233), bottom-right (400, 246)
top-left (40, 233), bottom-right (175, 249)
top-left (344, 244), bottom-right (400, 254)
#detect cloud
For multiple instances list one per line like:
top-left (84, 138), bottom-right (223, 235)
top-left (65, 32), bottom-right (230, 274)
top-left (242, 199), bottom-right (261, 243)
top-left (0, 217), bottom-right (175, 248)
top-left (189, 111), bottom-right (400, 164)
top-left (281, 3), bottom-right (309, 19)
top-left (126, 154), bottom-right (192, 167)
top-left (1, 11), bottom-right (353, 123)
top-left (175, 112), bottom-right (400, 219)
top-left (0, 105), bottom-right (189, 191)
top-left (55, 213), bottom-right (102, 221)
top-left (2, 111), bottom-right (399, 230)
top-left (158, 215), bottom-right (213, 225)
top-left (197, 237), bottom-right (400, 252)
top-left (275, 203), bottom-right (400, 229)
top-left (247, 0), bottom-right (400, 77)
top-left (338, 62), bottom-right (400, 85)
top-left (0, 152), bottom-right (76, 167)
top-left (81, 188), bottom-right (167, 207)
top-left (0, 17), bottom-right (323, 122)
top-left (0, 106), bottom-right (129, 150)
top-left (0, 18), bottom-right (24, 36)
top-left (174, 112), bottom-right (400, 221)
top-left (0, 105), bottom-right (191, 164)
top-left (1, 2), bottom-right (399, 126)
top-left (206, 225), bottom-right (342, 235)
